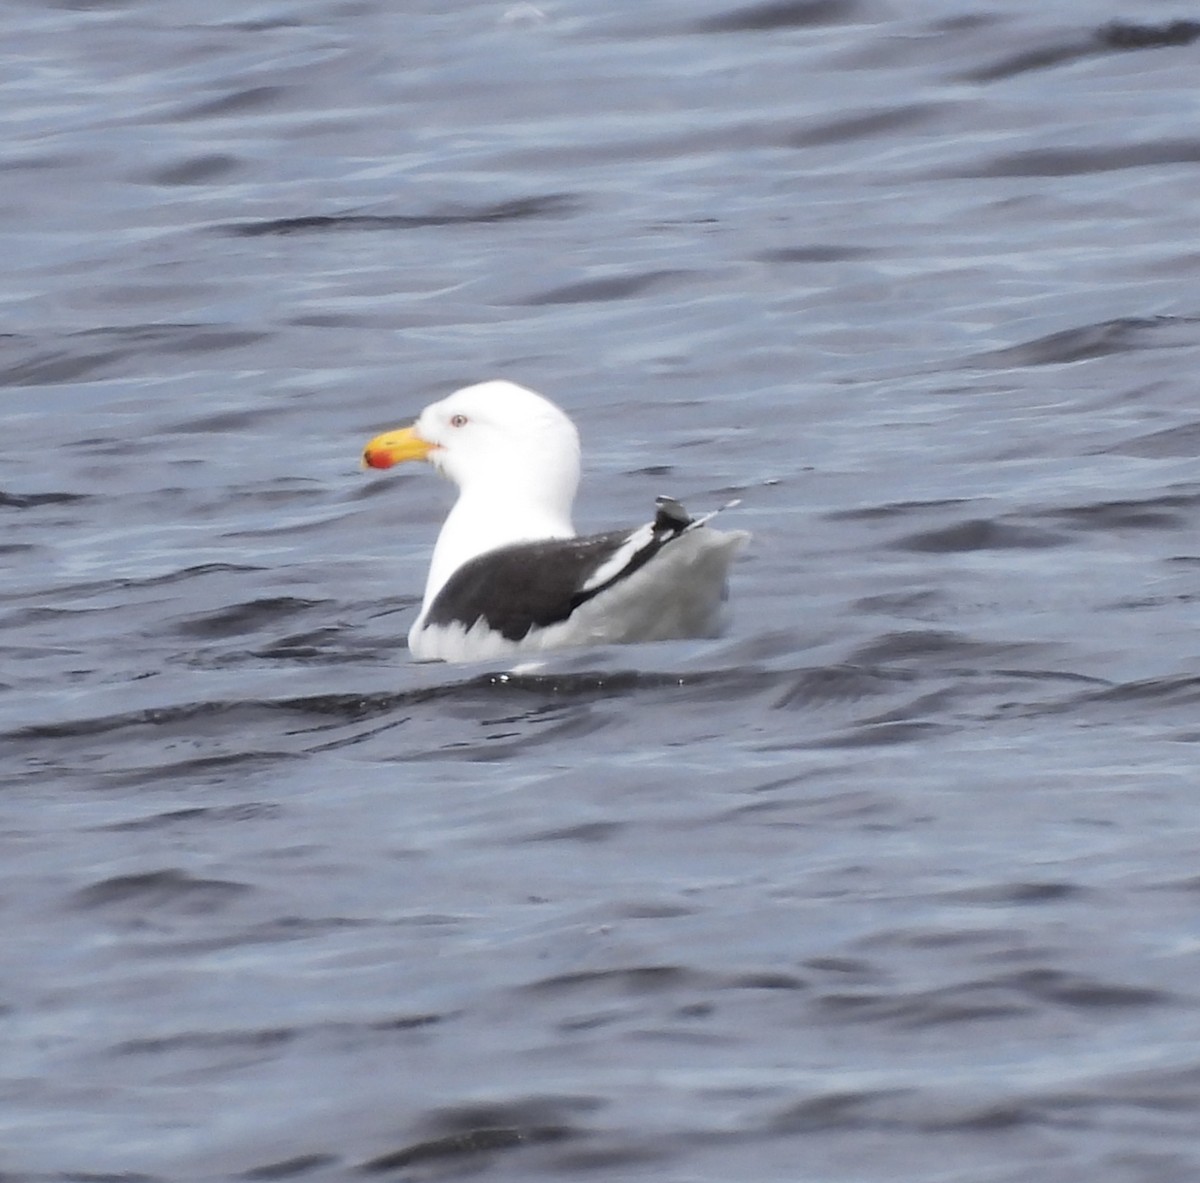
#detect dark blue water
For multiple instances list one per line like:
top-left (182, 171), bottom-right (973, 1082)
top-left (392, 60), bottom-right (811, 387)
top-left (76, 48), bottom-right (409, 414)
top-left (3, 3), bottom-right (1200, 1179)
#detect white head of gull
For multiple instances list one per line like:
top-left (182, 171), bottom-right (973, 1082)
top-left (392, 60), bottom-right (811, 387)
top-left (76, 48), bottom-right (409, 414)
top-left (362, 379), bottom-right (748, 663)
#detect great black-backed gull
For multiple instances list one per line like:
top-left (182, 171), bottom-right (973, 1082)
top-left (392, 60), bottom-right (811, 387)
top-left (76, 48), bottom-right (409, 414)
top-left (361, 380), bottom-right (749, 663)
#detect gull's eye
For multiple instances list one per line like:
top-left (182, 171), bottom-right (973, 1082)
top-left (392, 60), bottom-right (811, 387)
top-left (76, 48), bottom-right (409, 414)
top-left (450, 414), bottom-right (468, 428)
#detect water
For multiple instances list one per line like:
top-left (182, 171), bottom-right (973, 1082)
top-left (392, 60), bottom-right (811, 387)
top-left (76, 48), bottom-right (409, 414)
top-left (3, 2), bottom-right (1199, 1179)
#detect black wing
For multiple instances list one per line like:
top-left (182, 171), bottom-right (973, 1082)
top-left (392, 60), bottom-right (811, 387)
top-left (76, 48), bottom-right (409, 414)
top-left (424, 497), bottom-right (695, 642)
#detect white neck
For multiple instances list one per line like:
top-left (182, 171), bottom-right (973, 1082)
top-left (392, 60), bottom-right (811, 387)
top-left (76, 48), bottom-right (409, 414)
top-left (422, 487), bottom-right (575, 612)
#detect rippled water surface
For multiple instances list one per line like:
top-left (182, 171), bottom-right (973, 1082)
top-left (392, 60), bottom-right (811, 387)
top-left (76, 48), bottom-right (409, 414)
top-left (4, 2), bottom-right (1200, 1179)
